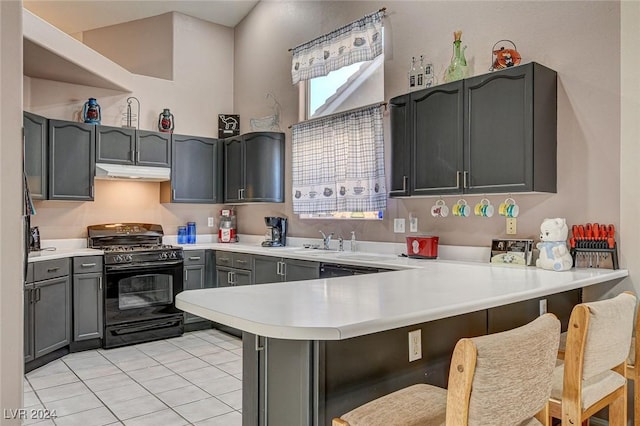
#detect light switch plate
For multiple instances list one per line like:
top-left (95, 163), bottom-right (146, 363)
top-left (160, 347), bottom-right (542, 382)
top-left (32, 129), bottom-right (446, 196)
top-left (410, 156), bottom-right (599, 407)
top-left (408, 329), bottom-right (422, 361)
top-left (409, 215), bottom-right (418, 232)
top-left (394, 218), bottom-right (405, 233)
top-left (506, 218), bottom-right (517, 235)
top-left (208, 217), bottom-right (215, 227)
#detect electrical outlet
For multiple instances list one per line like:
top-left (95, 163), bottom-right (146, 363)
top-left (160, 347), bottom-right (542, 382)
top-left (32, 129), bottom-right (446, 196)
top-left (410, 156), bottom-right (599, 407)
top-left (539, 299), bottom-right (548, 316)
top-left (409, 215), bottom-right (418, 232)
top-left (506, 218), bottom-right (517, 235)
top-left (208, 217), bottom-right (215, 227)
top-left (394, 218), bottom-right (406, 233)
top-left (408, 330), bottom-right (422, 362)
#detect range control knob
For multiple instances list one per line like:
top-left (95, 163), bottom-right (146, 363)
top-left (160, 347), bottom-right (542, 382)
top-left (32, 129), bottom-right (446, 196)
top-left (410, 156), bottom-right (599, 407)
top-left (114, 255), bottom-right (123, 263)
top-left (169, 251), bottom-right (177, 259)
top-left (160, 252), bottom-right (168, 260)
top-left (125, 255), bottom-right (133, 262)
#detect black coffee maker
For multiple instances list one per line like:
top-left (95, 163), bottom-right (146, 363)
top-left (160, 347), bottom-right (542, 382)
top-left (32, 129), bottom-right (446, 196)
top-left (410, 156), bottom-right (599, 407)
top-left (262, 216), bottom-right (287, 247)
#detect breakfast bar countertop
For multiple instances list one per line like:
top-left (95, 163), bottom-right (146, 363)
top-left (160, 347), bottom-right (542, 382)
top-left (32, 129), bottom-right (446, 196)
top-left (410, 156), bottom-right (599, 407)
top-left (176, 260), bottom-right (628, 341)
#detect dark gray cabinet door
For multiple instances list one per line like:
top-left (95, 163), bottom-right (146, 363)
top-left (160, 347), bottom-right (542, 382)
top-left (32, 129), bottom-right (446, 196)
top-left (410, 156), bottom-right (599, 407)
top-left (137, 130), bottom-right (171, 167)
top-left (24, 112), bottom-right (48, 200)
top-left (73, 272), bottom-right (103, 341)
top-left (170, 134), bottom-right (222, 203)
top-left (96, 126), bottom-right (136, 165)
top-left (388, 95), bottom-right (411, 197)
top-left (24, 284), bottom-right (35, 363)
top-left (244, 132), bottom-right (285, 202)
top-left (223, 132), bottom-right (285, 203)
top-left (184, 250), bottom-right (206, 324)
top-left (48, 120), bottom-right (95, 201)
top-left (284, 259), bottom-right (320, 282)
top-left (412, 81), bottom-right (464, 196)
top-left (223, 136), bottom-right (244, 202)
top-left (34, 275), bottom-right (71, 358)
top-left (464, 62), bottom-right (557, 193)
top-left (253, 256), bottom-right (281, 284)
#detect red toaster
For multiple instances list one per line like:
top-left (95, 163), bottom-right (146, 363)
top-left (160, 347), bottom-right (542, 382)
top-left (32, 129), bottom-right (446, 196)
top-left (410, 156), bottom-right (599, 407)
top-left (406, 236), bottom-right (439, 259)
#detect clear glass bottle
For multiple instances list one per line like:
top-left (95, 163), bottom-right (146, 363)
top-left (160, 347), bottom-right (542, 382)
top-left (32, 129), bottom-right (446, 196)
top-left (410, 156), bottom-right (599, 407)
top-left (408, 56), bottom-right (417, 91)
top-left (416, 55), bottom-right (425, 90)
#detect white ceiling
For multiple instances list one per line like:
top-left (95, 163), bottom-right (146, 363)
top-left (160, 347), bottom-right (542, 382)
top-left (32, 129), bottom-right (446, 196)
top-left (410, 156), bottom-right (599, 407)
top-left (23, 0), bottom-right (259, 34)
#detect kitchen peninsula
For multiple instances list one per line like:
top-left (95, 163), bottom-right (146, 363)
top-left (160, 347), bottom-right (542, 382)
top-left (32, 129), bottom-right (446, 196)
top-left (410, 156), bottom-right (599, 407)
top-left (177, 255), bottom-right (627, 426)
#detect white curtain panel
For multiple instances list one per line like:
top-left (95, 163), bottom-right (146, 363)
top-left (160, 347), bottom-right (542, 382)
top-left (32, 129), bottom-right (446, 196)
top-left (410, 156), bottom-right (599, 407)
top-left (292, 104), bottom-right (386, 214)
top-left (291, 10), bottom-right (384, 85)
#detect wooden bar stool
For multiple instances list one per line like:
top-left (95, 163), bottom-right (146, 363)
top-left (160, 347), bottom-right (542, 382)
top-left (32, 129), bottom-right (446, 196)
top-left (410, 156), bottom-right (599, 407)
top-left (332, 313), bottom-right (561, 426)
top-left (549, 292), bottom-right (636, 426)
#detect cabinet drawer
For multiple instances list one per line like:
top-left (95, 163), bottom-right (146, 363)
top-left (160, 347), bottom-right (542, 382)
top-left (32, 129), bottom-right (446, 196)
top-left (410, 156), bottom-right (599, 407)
top-left (73, 256), bottom-right (103, 274)
top-left (216, 251), bottom-right (234, 267)
top-left (26, 263), bottom-right (34, 283)
top-left (232, 253), bottom-right (253, 270)
top-left (34, 258), bottom-right (70, 281)
top-left (184, 250), bottom-right (206, 266)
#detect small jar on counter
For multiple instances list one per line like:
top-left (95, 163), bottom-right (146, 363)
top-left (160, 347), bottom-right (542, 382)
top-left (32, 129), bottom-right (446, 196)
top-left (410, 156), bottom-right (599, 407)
top-left (187, 222), bottom-right (196, 244)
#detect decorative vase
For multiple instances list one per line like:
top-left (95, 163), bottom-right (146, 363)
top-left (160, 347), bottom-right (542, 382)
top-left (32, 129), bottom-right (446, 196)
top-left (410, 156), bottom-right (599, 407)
top-left (444, 30), bottom-right (468, 83)
top-left (158, 108), bottom-right (174, 133)
top-left (82, 98), bottom-right (101, 124)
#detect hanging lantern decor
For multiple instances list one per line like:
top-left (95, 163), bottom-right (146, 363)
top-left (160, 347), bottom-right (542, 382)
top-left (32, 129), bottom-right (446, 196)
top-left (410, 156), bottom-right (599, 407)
top-left (82, 98), bottom-right (101, 124)
top-left (158, 108), bottom-right (175, 133)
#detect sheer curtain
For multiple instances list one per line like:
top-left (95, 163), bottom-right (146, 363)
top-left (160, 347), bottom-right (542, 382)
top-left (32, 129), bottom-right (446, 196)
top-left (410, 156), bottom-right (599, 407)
top-left (291, 10), bottom-right (384, 85)
top-left (291, 104), bottom-right (386, 214)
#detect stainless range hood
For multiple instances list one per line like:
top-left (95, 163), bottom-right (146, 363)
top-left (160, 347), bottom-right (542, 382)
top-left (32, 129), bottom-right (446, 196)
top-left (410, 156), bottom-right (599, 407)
top-left (95, 163), bottom-right (171, 182)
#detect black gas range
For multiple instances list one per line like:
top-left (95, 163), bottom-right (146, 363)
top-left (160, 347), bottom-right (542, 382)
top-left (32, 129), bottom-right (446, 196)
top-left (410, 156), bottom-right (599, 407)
top-left (88, 223), bottom-right (185, 349)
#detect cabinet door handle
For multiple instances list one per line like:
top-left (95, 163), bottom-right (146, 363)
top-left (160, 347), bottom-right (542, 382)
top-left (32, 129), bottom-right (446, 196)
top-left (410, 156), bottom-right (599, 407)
top-left (402, 175), bottom-right (408, 193)
top-left (220, 257), bottom-right (231, 263)
top-left (35, 287), bottom-right (41, 302)
top-left (137, 151), bottom-right (140, 163)
top-left (29, 288), bottom-right (35, 304)
top-left (236, 259), bottom-right (247, 264)
top-left (276, 261), bottom-right (281, 275)
top-left (237, 189), bottom-right (241, 200)
top-left (91, 184), bottom-right (95, 198)
top-left (47, 267), bottom-right (60, 273)
top-left (281, 262), bottom-right (286, 277)
top-left (255, 334), bottom-right (264, 352)
top-left (189, 256), bottom-right (201, 261)
top-left (81, 263), bottom-right (97, 268)
top-left (98, 276), bottom-right (102, 291)
top-left (185, 269), bottom-right (188, 281)
top-left (173, 189), bottom-right (176, 200)
top-left (463, 171), bottom-right (469, 189)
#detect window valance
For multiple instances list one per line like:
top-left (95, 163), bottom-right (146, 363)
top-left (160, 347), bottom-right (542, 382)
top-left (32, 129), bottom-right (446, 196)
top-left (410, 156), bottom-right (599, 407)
top-left (291, 9), bottom-right (384, 85)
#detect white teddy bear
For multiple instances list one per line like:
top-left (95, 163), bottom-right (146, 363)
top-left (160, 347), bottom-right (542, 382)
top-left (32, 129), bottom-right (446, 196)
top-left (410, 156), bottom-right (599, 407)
top-left (536, 218), bottom-right (574, 271)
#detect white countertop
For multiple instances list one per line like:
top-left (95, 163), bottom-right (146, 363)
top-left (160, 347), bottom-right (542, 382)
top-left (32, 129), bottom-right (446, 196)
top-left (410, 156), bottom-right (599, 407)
top-left (176, 257), bottom-right (628, 341)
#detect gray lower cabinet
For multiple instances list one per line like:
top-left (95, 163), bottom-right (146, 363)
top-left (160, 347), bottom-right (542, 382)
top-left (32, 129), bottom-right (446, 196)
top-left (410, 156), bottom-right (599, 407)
top-left (161, 134), bottom-right (222, 203)
top-left (223, 132), bottom-right (285, 203)
top-left (217, 267), bottom-right (252, 287)
top-left (25, 259), bottom-right (72, 363)
top-left (48, 120), bottom-right (96, 201)
top-left (253, 255), bottom-right (319, 284)
top-left (24, 111), bottom-right (48, 200)
top-left (389, 62), bottom-right (557, 197)
top-left (183, 250), bottom-right (215, 324)
top-left (96, 126), bottom-right (171, 168)
top-left (72, 256), bottom-right (103, 341)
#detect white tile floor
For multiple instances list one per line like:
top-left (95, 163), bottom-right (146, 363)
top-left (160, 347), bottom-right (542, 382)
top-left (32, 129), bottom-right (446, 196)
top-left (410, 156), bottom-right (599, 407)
top-left (23, 329), bottom-right (243, 426)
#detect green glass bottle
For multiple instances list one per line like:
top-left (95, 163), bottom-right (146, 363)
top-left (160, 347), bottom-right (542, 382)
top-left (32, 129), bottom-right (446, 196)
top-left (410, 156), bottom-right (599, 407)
top-left (444, 30), bottom-right (468, 83)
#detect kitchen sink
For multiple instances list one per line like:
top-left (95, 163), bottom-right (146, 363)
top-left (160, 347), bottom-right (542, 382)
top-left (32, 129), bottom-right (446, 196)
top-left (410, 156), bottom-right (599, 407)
top-left (334, 252), bottom-right (394, 261)
top-left (292, 249), bottom-right (338, 257)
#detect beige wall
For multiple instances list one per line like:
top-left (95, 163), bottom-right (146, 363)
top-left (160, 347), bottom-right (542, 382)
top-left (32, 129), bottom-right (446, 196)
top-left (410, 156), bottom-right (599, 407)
top-left (26, 12), bottom-right (235, 239)
top-left (1, 0), bottom-right (24, 423)
top-left (82, 13), bottom-right (174, 80)
top-left (233, 1), bottom-right (622, 249)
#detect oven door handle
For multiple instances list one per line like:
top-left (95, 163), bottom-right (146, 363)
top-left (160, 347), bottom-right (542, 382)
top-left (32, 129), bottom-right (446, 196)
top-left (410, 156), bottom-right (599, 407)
top-left (105, 260), bottom-right (184, 272)
top-left (111, 319), bottom-right (182, 335)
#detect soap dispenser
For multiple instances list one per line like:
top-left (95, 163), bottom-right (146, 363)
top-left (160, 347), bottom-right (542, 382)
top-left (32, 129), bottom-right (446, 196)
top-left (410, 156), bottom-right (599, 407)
top-left (350, 231), bottom-right (357, 252)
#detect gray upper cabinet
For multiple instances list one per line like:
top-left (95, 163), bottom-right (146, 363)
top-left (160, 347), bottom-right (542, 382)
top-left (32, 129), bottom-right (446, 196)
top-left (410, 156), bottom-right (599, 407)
top-left (48, 120), bottom-right (95, 201)
top-left (464, 63), bottom-right (557, 194)
top-left (161, 134), bottom-right (222, 203)
top-left (137, 130), bottom-right (171, 167)
top-left (223, 132), bottom-right (285, 203)
top-left (97, 126), bottom-right (171, 168)
top-left (24, 112), bottom-right (48, 200)
top-left (96, 126), bottom-right (136, 165)
top-left (389, 62), bottom-right (557, 197)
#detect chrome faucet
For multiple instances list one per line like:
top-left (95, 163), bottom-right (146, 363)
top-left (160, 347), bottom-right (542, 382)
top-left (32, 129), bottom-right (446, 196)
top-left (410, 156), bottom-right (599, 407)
top-left (319, 230), bottom-right (334, 250)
